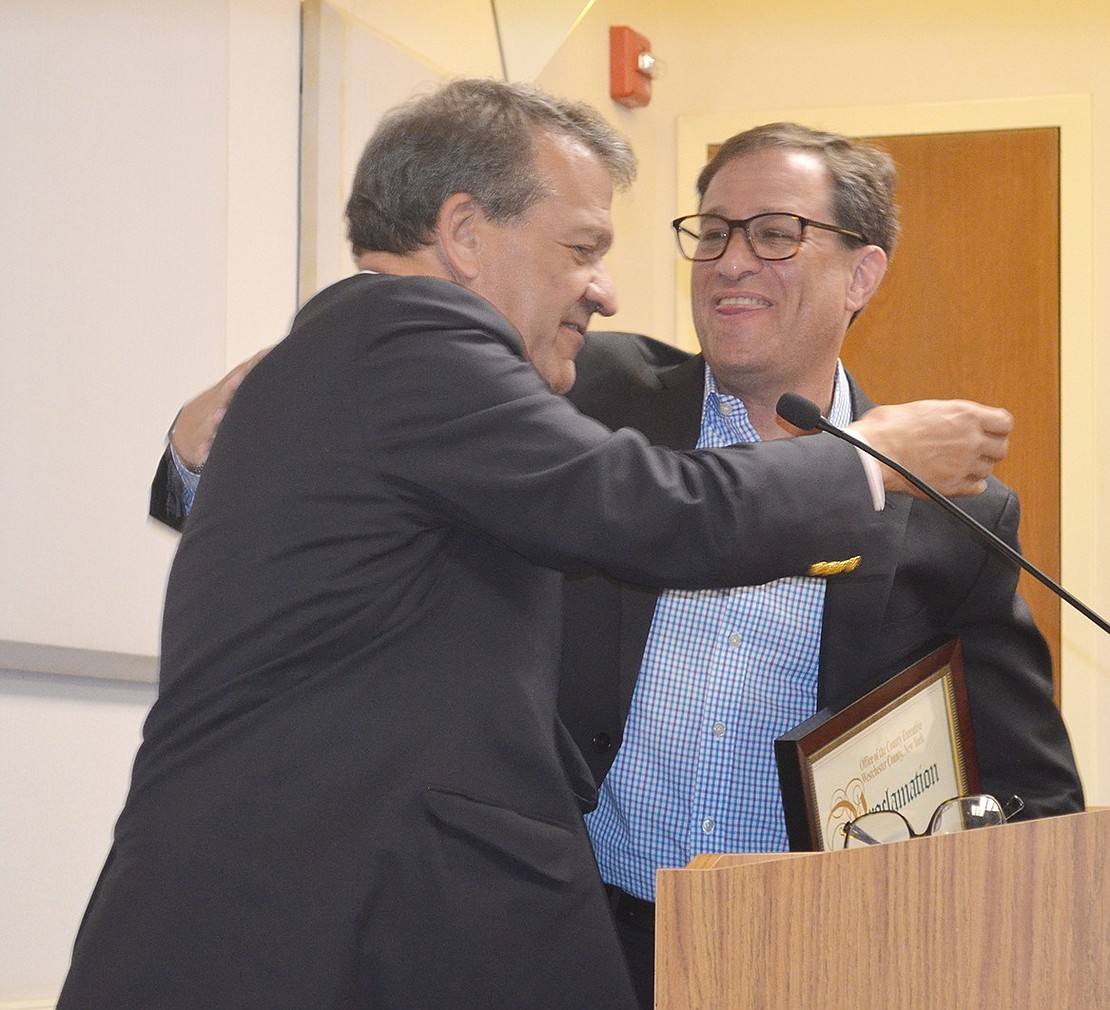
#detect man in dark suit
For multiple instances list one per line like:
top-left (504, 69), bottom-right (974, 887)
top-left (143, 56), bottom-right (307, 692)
top-left (62, 86), bottom-right (1015, 1010)
top-left (560, 124), bottom-right (1083, 1008)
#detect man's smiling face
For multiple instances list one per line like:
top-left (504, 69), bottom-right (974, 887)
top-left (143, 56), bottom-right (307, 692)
top-left (690, 146), bottom-right (864, 402)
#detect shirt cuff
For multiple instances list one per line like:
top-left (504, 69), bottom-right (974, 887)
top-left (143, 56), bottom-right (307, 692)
top-left (852, 441), bottom-right (886, 511)
top-left (168, 440), bottom-right (201, 512)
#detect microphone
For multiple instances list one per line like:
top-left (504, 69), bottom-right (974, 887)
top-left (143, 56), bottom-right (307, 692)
top-left (776, 392), bottom-right (1110, 636)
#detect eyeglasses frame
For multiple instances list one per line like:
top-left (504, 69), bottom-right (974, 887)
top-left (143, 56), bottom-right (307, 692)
top-left (671, 211), bottom-right (868, 263)
top-left (840, 793), bottom-right (1025, 848)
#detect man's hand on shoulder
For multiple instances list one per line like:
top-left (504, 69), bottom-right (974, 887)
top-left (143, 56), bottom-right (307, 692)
top-left (849, 399), bottom-right (1013, 498)
top-left (170, 347), bottom-right (270, 472)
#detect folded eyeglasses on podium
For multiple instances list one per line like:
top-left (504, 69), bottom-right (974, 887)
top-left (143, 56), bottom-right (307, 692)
top-left (840, 794), bottom-right (1025, 848)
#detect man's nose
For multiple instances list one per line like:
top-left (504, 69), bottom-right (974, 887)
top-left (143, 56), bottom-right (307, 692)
top-left (715, 227), bottom-right (763, 278)
top-left (587, 265), bottom-right (618, 317)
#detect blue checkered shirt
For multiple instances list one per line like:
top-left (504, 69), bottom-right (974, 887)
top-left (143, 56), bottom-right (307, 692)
top-left (585, 363), bottom-right (853, 900)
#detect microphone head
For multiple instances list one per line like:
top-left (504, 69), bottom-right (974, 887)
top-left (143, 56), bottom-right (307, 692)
top-left (776, 392), bottom-right (823, 431)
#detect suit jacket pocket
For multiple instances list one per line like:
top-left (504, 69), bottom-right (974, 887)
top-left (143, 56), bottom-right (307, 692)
top-left (423, 787), bottom-right (577, 887)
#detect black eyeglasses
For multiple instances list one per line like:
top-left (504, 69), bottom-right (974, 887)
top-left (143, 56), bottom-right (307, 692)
top-left (840, 794), bottom-right (1025, 848)
top-left (672, 212), bottom-right (867, 263)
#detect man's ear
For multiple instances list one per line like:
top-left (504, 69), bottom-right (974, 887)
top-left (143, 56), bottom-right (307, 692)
top-left (846, 245), bottom-right (888, 313)
top-left (435, 192), bottom-right (483, 282)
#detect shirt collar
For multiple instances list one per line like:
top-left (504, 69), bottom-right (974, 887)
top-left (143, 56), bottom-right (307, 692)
top-left (702, 361), bottom-right (853, 440)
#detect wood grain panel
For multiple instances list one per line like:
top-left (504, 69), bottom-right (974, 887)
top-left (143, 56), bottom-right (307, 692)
top-left (657, 808), bottom-right (1110, 1008)
top-left (844, 129), bottom-right (1061, 694)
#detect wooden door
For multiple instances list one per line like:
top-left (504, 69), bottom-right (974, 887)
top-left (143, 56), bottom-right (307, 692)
top-left (842, 129), bottom-right (1061, 692)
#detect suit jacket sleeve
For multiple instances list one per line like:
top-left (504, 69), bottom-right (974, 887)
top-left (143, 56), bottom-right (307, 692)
top-left (150, 446), bottom-right (188, 532)
top-left (354, 290), bottom-right (886, 592)
top-left (940, 487), bottom-right (1084, 817)
top-left (821, 376), bottom-right (1084, 818)
top-left (843, 373), bottom-right (1083, 818)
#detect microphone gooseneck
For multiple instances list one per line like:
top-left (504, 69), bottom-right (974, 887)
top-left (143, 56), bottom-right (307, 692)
top-left (775, 392), bottom-right (1110, 636)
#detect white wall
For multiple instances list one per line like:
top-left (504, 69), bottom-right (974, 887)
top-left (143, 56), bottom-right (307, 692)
top-left (2, 1), bottom-right (228, 658)
top-left (0, 0), bottom-right (301, 999)
top-left (0, 674), bottom-right (154, 1002)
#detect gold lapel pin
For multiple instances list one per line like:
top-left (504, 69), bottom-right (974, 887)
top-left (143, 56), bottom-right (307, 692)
top-left (806, 556), bottom-right (862, 578)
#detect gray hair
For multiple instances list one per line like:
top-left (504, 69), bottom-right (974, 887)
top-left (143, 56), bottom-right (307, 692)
top-left (346, 78), bottom-right (637, 256)
top-left (695, 122), bottom-right (899, 259)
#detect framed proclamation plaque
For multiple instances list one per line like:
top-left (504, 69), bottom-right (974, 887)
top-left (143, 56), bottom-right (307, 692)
top-left (775, 638), bottom-right (979, 851)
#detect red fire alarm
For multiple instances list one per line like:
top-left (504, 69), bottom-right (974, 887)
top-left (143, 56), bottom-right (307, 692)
top-left (609, 26), bottom-right (654, 108)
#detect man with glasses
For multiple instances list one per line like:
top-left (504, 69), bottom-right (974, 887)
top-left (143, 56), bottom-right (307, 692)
top-left (148, 122), bottom-right (1080, 1007)
top-left (556, 122), bottom-right (1082, 1006)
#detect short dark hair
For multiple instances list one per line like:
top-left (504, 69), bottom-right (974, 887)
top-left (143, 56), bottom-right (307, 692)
top-left (695, 122), bottom-right (899, 258)
top-left (345, 78), bottom-right (637, 256)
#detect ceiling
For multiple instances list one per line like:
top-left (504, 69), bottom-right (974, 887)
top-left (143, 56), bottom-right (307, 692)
top-left (328, 0), bottom-right (596, 81)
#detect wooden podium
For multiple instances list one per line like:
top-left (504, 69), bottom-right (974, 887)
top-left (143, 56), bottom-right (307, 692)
top-left (655, 808), bottom-right (1110, 1008)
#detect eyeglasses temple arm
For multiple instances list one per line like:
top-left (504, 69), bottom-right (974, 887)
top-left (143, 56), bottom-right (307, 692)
top-left (842, 821), bottom-right (884, 847)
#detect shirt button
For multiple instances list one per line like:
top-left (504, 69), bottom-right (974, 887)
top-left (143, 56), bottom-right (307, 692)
top-left (719, 402), bottom-right (733, 416)
top-left (712, 722), bottom-right (726, 738)
top-left (702, 817), bottom-right (715, 833)
top-left (727, 632), bottom-right (741, 648)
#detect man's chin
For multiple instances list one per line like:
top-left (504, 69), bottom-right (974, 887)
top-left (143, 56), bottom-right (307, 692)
top-left (532, 342), bottom-right (580, 395)
top-left (539, 359), bottom-right (576, 395)
top-left (548, 367), bottom-right (576, 395)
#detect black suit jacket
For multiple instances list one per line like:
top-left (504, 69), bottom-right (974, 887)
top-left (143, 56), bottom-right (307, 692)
top-left (558, 331), bottom-right (1083, 820)
top-left (71, 277), bottom-right (897, 1009)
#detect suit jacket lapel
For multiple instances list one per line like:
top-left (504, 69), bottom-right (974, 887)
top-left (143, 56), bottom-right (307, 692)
top-left (816, 502), bottom-right (908, 708)
top-left (817, 374), bottom-right (908, 708)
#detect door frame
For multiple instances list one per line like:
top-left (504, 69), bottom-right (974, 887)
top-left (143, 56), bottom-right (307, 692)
top-left (675, 95), bottom-right (1101, 798)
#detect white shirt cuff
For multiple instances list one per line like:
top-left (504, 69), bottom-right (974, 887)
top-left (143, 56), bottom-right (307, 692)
top-left (852, 441), bottom-right (886, 511)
